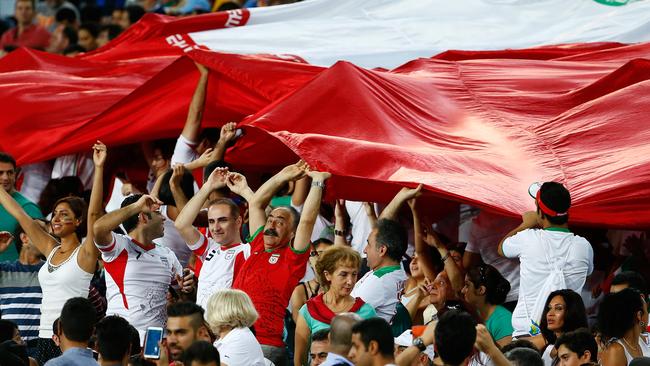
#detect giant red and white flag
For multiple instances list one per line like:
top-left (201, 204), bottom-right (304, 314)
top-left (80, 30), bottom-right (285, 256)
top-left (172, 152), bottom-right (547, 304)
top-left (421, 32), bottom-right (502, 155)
top-left (2, 0), bottom-right (650, 228)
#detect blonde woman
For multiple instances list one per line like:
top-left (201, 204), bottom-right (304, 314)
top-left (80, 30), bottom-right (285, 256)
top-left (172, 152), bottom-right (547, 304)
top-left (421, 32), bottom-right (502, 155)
top-left (294, 245), bottom-right (376, 366)
top-left (206, 289), bottom-right (266, 366)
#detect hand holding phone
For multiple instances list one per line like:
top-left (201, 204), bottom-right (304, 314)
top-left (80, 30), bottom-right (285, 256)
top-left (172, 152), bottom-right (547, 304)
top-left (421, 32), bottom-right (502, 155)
top-left (143, 327), bottom-right (164, 359)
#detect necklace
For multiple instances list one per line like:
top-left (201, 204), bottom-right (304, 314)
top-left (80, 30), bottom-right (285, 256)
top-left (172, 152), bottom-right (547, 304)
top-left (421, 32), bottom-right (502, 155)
top-left (47, 246), bottom-right (78, 273)
top-left (622, 337), bottom-right (641, 355)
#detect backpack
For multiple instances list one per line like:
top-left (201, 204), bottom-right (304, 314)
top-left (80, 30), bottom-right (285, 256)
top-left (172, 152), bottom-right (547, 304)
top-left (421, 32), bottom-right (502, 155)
top-left (522, 231), bottom-right (573, 336)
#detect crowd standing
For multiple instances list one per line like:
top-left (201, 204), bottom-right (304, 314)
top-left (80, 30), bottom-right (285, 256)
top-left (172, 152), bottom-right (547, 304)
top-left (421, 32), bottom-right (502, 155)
top-left (1, 2), bottom-right (650, 364)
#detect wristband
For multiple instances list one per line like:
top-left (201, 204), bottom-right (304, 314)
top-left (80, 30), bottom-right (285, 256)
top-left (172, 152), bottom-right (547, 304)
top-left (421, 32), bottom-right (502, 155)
top-left (334, 230), bottom-right (345, 237)
top-left (441, 252), bottom-right (450, 262)
top-left (413, 337), bottom-right (427, 352)
top-left (311, 181), bottom-right (325, 189)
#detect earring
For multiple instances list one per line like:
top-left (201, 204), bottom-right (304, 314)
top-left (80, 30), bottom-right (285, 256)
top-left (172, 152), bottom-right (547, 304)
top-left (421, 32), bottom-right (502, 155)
top-left (640, 320), bottom-right (647, 328)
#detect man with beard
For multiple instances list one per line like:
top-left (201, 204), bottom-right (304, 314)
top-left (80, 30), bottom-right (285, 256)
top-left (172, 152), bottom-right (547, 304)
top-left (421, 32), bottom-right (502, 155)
top-left (165, 302), bottom-right (212, 362)
top-left (228, 161), bottom-right (331, 366)
top-left (93, 194), bottom-right (194, 340)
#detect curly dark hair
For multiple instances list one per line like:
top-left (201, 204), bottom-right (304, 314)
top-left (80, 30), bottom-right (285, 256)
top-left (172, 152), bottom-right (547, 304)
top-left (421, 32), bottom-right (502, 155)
top-left (598, 288), bottom-right (645, 342)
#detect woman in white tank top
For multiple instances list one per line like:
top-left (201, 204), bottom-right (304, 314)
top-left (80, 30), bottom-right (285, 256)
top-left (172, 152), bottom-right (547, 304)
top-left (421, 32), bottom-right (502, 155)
top-left (0, 142), bottom-right (106, 364)
top-left (599, 288), bottom-right (650, 366)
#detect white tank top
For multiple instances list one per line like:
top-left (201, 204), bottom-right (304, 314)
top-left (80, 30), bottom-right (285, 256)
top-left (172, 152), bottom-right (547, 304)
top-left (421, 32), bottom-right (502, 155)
top-left (37, 245), bottom-right (93, 338)
top-left (613, 334), bottom-right (650, 365)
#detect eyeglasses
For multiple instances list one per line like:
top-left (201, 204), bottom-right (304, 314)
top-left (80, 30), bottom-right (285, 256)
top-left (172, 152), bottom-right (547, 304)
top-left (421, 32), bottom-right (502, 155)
top-left (310, 250), bottom-right (324, 257)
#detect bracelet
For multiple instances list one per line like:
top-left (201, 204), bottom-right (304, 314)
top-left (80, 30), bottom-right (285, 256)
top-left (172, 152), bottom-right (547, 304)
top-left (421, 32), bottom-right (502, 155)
top-left (441, 252), bottom-right (450, 262)
top-left (311, 181), bottom-right (325, 188)
top-left (334, 230), bottom-right (345, 237)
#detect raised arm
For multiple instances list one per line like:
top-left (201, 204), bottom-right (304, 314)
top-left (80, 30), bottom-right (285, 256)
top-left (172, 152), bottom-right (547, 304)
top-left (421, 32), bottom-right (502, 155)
top-left (0, 183), bottom-right (56, 257)
top-left (379, 184), bottom-right (422, 220)
top-left (175, 168), bottom-right (228, 245)
top-left (180, 63), bottom-right (209, 143)
top-left (409, 198), bottom-right (437, 281)
top-left (424, 231), bottom-right (464, 295)
top-left (79, 141), bottom-right (106, 268)
top-left (212, 122), bottom-right (239, 163)
top-left (248, 161), bottom-right (308, 231)
top-left (334, 199), bottom-right (349, 246)
top-left (363, 202), bottom-right (377, 227)
top-left (291, 176), bottom-right (309, 207)
top-left (497, 211), bottom-right (538, 257)
top-left (94, 195), bottom-right (162, 245)
top-left (169, 165), bottom-right (190, 213)
top-left (226, 171), bottom-right (255, 203)
top-left (293, 170), bottom-right (331, 252)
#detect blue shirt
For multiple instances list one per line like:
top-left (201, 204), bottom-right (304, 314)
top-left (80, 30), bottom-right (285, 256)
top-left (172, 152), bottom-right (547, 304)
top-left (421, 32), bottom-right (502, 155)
top-left (44, 347), bottom-right (98, 366)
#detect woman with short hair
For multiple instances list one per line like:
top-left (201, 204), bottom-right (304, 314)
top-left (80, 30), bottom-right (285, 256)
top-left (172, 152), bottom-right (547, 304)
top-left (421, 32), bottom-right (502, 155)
top-left (294, 245), bottom-right (376, 366)
top-left (205, 289), bottom-right (266, 366)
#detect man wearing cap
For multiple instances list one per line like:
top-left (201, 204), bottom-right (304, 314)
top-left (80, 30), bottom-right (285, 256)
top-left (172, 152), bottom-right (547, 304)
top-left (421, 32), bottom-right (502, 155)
top-left (394, 329), bottom-right (434, 366)
top-left (497, 182), bottom-right (593, 337)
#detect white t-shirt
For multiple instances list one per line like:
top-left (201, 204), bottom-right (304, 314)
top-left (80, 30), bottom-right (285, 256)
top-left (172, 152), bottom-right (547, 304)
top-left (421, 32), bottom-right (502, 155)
top-left (96, 233), bottom-right (183, 337)
top-left (52, 153), bottom-right (94, 190)
top-left (465, 211), bottom-right (521, 303)
top-left (213, 326), bottom-right (266, 366)
top-left (20, 161), bottom-right (53, 204)
top-left (171, 135), bottom-right (199, 166)
top-left (502, 228), bottom-right (593, 336)
top-left (189, 234), bottom-right (250, 309)
top-left (153, 205), bottom-right (193, 267)
top-left (351, 265), bottom-right (407, 322)
top-left (346, 201), bottom-right (375, 257)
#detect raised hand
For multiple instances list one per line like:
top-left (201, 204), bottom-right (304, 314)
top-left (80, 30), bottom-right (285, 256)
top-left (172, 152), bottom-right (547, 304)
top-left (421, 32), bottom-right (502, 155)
top-left (398, 184), bottom-right (423, 202)
top-left (170, 164), bottom-right (185, 187)
top-left (0, 231), bottom-right (13, 253)
top-left (204, 167), bottom-right (228, 190)
top-left (335, 199), bottom-right (346, 219)
top-left (474, 324), bottom-right (497, 353)
top-left (226, 172), bottom-right (249, 195)
top-left (136, 194), bottom-right (163, 213)
top-left (279, 160), bottom-right (309, 181)
top-left (423, 230), bottom-right (444, 250)
top-left (219, 122), bottom-right (238, 144)
top-left (522, 211), bottom-right (539, 228)
top-left (306, 169), bottom-right (331, 182)
top-left (194, 147), bottom-right (216, 167)
top-left (92, 140), bottom-right (107, 167)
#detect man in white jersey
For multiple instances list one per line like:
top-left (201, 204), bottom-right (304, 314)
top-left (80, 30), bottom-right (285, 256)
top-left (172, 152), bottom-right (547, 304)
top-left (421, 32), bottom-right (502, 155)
top-left (498, 182), bottom-right (593, 337)
top-left (351, 187), bottom-right (410, 322)
top-left (175, 168), bottom-right (253, 309)
top-left (93, 194), bottom-right (195, 338)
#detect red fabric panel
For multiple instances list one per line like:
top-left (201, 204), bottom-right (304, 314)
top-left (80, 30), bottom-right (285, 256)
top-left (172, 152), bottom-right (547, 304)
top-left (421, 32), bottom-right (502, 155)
top-left (2, 34), bottom-right (650, 228)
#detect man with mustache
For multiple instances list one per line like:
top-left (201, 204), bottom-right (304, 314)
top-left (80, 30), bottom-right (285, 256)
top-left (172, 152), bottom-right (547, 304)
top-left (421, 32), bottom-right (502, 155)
top-left (229, 161), bottom-right (331, 366)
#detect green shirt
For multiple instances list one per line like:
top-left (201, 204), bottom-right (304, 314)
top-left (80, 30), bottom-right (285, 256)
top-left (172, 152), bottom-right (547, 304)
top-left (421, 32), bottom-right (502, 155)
top-left (299, 302), bottom-right (377, 335)
top-left (486, 305), bottom-right (514, 342)
top-left (0, 191), bottom-right (43, 262)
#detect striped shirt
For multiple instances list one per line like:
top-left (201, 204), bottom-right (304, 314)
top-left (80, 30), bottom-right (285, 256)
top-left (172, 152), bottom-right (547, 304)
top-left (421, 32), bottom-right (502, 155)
top-left (0, 261), bottom-right (44, 341)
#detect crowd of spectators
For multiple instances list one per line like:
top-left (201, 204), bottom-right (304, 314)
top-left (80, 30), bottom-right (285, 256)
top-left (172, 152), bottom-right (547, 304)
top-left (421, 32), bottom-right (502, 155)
top-left (1, 52), bottom-right (650, 366)
top-left (0, 0), bottom-right (301, 57)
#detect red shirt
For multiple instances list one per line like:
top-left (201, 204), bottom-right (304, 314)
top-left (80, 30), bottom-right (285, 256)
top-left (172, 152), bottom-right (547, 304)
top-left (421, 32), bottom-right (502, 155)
top-left (0, 24), bottom-right (50, 50)
top-left (232, 226), bottom-right (310, 347)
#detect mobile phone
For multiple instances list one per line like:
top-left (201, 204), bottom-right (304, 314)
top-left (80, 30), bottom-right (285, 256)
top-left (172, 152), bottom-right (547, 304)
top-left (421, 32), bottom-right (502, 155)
top-left (143, 327), bottom-right (164, 359)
